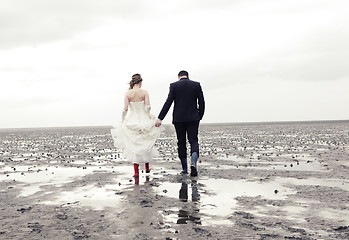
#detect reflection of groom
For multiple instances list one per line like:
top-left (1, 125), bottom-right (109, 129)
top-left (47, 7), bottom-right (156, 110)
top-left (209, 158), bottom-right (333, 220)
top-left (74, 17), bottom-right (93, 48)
top-left (155, 70), bottom-right (205, 176)
top-left (178, 180), bottom-right (201, 224)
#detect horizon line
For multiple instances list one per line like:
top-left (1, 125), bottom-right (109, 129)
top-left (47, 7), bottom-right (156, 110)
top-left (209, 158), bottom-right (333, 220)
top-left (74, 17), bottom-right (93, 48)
top-left (1, 119), bottom-right (348, 130)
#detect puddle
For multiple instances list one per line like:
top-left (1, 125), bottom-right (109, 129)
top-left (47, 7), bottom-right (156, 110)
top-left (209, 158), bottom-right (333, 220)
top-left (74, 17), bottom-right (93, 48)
top-left (156, 177), bottom-right (296, 226)
top-left (248, 177), bottom-right (349, 223)
top-left (20, 185), bottom-right (44, 197)
top-left (156, 182), bottom-right (181, 199)
top-left (1, 164), bottom-right (153, 200)
top-left (199, 178), bottom-right (295, 217)
top-left (158, 181), bottom-right (232, 226)
top-left (160, 208), bottom-right (229, 226)
top-left (156, 175), bottom-right (349, 226)
top-left (42, 184), bottom-right (125, 210)
top-left (1, 166), bottom-right (111, 184)
top-left (5, 164), bottom-right (156, 210)
top-left (249, 199), bottom-right (349, 225)
top-left (0, 164), bottom-right (142, 183)
top-left (38, 168), bottom-right (155, 209)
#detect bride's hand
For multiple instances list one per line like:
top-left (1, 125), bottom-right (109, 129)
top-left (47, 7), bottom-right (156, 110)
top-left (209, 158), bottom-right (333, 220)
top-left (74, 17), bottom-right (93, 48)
top-left (155, 118), bottom-right (162, 127)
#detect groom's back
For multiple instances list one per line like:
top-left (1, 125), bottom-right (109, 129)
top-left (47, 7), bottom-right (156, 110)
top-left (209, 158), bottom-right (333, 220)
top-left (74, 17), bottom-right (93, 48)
top-left (171, 78), bottom-right (204, 123)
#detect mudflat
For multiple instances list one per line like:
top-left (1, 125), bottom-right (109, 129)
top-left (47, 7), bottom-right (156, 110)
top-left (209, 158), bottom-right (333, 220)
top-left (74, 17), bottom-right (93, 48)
top-left (1, 121), bottom-right (349, 239)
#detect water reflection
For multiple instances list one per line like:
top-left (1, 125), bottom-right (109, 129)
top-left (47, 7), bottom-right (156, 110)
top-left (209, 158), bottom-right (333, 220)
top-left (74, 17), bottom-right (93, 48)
top-left (179, 182), bottom-right (188, 202)
top-left (177, 180), bottom-right (201, 225)
top-left (134, 176), bottom-right (150, 185)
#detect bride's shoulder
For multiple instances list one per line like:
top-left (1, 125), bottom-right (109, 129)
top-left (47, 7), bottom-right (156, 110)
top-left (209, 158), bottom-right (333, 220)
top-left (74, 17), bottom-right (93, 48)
top-left (136, 88), bottom-right (148, 96)
top-left (125, 89), bottom-right (132, 96)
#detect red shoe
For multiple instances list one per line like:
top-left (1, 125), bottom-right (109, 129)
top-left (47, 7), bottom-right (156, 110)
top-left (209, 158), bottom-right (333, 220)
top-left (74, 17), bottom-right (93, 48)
top-left (145, 162), bottom-right (150, 173)
top-left (133, 163), bottom-right (139, 177)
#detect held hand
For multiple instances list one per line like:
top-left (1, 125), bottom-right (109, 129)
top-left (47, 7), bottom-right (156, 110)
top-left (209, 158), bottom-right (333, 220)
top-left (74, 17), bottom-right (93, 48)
top-left (155, 118), bottom-right (162, 127)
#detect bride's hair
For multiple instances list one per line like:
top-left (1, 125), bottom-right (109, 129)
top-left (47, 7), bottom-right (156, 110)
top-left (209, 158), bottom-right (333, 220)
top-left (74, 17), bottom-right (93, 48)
top-left (129, 73), bottom-right (143, 89)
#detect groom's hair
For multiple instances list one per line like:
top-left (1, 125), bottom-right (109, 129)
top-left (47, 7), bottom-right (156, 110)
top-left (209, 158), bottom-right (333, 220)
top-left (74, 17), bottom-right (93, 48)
top-left (178, 70), bottom-right (189, 78)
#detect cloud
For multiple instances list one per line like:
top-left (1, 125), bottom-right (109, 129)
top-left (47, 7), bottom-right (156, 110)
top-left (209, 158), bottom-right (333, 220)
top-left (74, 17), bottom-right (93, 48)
top-left (0, 0), bottom-right (149, 49)
top-left (0, 0), bottom-right (244, 50)
top-left (1, 0), bottom-right (349, 127)
top-left (194, 0), bottom-right (349, 86)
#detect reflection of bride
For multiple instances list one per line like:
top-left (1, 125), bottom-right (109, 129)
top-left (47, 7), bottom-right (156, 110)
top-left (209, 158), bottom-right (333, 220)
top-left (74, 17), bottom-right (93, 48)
top-left (110, 73), bottom-right (161, 178)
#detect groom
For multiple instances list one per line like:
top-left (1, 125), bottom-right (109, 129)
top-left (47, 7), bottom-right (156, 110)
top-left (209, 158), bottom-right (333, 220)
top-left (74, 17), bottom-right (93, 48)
top-left (155, 70), bottom-right (205, 176)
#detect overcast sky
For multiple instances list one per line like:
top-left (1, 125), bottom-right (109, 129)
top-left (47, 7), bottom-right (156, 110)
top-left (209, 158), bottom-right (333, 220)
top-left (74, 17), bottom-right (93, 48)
top-left (1, 0), bottom-right (349, 128)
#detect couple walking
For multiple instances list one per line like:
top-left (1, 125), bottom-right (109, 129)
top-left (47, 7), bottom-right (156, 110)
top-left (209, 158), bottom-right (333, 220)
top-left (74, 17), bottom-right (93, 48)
top-left (111, 70), bottom-right (205, 178)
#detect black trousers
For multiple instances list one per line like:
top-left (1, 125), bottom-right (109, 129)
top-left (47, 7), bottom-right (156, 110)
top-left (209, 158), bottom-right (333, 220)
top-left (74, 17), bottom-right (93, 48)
top-left (174, 121), bottom-right (199, 159)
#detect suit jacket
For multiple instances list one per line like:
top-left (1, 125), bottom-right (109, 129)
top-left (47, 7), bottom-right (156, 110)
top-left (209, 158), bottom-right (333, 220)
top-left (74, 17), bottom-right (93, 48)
top-left (158, 77), bottom-right (205, 124)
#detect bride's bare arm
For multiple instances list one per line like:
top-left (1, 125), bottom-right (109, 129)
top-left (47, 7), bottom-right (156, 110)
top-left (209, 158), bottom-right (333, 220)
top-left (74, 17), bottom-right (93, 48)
top-left (144, 90), bottom-right (150, 106)
top-left (122, 94), bottom-right (129, 121)
top-left (144, 91), bottom-right (151, 113)
top-left (123, 93), bottom-right (129, 111)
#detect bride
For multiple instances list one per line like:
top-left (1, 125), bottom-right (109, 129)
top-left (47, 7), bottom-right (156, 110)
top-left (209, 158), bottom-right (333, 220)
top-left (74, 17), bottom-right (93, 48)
top-left (111, 73), bottom-right (161, 178)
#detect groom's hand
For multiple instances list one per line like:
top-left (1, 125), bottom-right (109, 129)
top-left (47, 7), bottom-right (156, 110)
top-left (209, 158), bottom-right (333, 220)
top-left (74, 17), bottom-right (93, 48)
top-left (155, 118), bottom-right (162, 127)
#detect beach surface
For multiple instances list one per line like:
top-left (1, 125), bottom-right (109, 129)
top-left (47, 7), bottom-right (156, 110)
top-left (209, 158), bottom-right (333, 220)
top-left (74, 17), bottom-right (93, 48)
top-left (1, 121), bottom-right (349, 239)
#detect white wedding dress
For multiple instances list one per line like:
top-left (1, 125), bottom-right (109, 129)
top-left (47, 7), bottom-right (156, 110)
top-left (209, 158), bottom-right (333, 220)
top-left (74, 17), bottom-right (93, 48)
top-left (110, 101), bottom-right (161, 164)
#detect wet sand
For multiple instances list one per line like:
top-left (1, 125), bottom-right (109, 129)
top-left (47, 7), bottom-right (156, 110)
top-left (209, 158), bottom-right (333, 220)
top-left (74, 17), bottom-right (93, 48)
top-left (1, 121), bottom-right (349, 239)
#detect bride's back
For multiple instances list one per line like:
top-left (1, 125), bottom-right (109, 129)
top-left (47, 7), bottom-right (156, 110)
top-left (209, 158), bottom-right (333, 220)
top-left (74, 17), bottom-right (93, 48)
top-left (127, 88), bottom-right (147, 102)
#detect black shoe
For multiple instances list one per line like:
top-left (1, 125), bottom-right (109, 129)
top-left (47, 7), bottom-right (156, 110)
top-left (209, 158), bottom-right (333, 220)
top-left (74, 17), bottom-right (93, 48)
top-left (180, 170), bottom-right (188, 175)
top-left (190, 166), bottom-right (198, 177)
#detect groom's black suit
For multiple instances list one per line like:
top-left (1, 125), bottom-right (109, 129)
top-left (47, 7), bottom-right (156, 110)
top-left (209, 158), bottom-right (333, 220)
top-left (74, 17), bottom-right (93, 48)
top-left (158, 77), bottom-right (205, 159)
